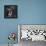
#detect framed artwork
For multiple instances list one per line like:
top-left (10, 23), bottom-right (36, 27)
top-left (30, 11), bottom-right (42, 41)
top-left (18, 24), bottom-right (46, 41)
top-left (4, 5), bottom-right (18, 18)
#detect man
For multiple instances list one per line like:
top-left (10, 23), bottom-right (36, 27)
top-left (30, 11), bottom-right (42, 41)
top-left (7, 7), bottom-right (16, 18)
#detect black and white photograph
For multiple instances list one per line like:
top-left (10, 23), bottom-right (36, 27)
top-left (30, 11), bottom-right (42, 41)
top-left (4, 5), bottom-right (18, 18)
top-left (18, 25), bottom-right (46, 46)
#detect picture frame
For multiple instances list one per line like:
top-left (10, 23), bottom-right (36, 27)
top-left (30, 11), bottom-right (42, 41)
top-left (4, 5), bottom-right (18, 18)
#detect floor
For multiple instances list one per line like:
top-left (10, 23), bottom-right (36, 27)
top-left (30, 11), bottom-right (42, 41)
top-left (0, 44), bottom-right (18, 46)
top-left (0, 40), bottom-right (46, 46)
top-left (19, 39), bottom-right (46, 46)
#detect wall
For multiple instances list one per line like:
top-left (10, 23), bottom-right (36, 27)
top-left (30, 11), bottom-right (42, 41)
top-left (0, 0), bottom-right (46, 44)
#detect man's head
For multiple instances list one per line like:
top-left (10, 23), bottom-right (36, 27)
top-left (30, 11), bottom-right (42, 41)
top-left (7, 8), bottom-right (13, 17)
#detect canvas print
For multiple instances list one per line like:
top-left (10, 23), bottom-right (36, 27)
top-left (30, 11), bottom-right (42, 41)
top-left (18, 25), bottom-right (46, 46)
top-left (18, 25), bottom-right (46, 41)
top-left (4, 5), bottom-right (18, 18)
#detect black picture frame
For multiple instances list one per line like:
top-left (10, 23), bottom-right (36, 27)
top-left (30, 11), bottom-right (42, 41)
top-left (4, 5), bottom-right (18, 18)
